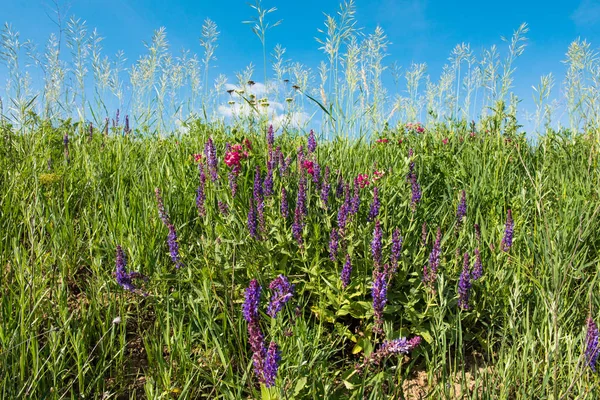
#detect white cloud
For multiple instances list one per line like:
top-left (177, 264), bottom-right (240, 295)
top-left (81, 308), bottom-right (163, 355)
top-left (572, 0), bottom-right (600, 27)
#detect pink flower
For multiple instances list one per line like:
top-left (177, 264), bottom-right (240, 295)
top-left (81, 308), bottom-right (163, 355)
top-left (442, 138), bottom-right (449, 145)
top-left (242, 151), bottom-right (249, 159)
top-left (372, 170), bottom-right (385, 182)
top-left (244, 138), bottom-right (253, 150)
top-left (398, 139), bottom-right (403, 144)
top-left (302, 160), bottom-right (315, 175)
top-left (231, 144), bottom-right (243, 153)
top-left (224, 151), bottom-right (241, 168)
top-left (376, 138), bottom-right (389, 144)
top-left (193, 153), bottom-right (203, 163)
top-left (357, 174), bottom-right (370, 188)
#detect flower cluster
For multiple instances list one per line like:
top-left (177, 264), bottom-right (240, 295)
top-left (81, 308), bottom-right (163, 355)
top-left (501, 209), bottom-right (514, 251)
top-left (204, 137), bottom-right (218, 182)
top-left (267, 275), bottom-right (294, 318)
top-left (357, 174), bottom-right (370, 188)
top-left (472, 248), bottom-right (483, 280)
top-left (341, 254), bottom-right (352, 288)
top-left (329, 227), bottom-right (339, 262)
top-left (167, 223), bottom-right (182, 269)
top-left (243, 279), bottom-right (284, 387)
top-left (390, 228), bottom-right (402, 275)
top-left (365, 336), bottom-right (421, 366)
top-left (372, 270), bottom-right (388, 334)
top-left (376, 138), bottom-right (389, 144)
top-left (405, 122), bottom-right (425, 134)
top-left (371, 220), bottom-right (383, 268)
top-left (307, 129), bottom-right (317, 153)
top-left (586, 317), bottom-right (599, 372)
top-left (155, 188), bottom-right (170, 225)
top-left (115, 245), bottom-right (147, 294)
top-left (423, 227), bottom-right (442, 286)
top-left (458, 252), bottom-right (472, 310)
top-left (368, 187), bottom-right (381, 222)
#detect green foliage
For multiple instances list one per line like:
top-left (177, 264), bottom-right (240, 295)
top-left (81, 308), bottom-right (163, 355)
top-left (0, 121), bottom-right (599, 399)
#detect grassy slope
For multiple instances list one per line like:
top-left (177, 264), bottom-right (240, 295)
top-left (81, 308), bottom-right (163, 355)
top-left (0, 121), bottom-right (599, 399)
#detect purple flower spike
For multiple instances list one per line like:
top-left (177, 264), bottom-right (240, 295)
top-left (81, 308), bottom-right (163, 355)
top-left (155, 188), bottom-right (170, 225)
top-left (472, 248), bottom-right (483, 280)
top-left (372, 270), bottom-right (388, 334)
top-left (197, 166), bottom-right (207, 217)
top-left (243, 279), bottom-right (262, 323)
top-left (218, 200), bottom-right (229, 216)
top-left (329, 228), bottom-right (339, 262)
top-left (368, 186), bottom-right (381, 222)
top-left (421, 222), bottom-right (428, 247)
top-left (115, 245), bottom-right (147, 294)
top-left (262, 341), bottom-right (281, 387)
top-left (458, 252), bottom-right (472, 310)
top-left (167, 224), bottom-right (182, 269)
top-left (336, 173), bottom-right (344, 198)
top-left (474, 223), bottom-right (481, 242)
top-left (204, 137), bottom-right (218, 182)
top-left (585, 317), bottom-right (599, 371)
top-left (371, 220), bottom-right (383, 268)
top-left (280, 187), bottom-right (289, 219)
top-left (267, 124), bottom-right (275, 148)
top-left (308, 129), bottom-right (317, 153)
top-left (410, 172), bottom-right (421, 211)
top-left (390, 228), bottom-right (403, 275)
top-left (456, 190), bottom-right (467, 226)
top-left (501, 210), bottom-right (514, 252)
top-left (247, 198), bottom-right (258, 239)
top-left (423, 228), bottom-right (441, 286)
top-left (292, 206), bottom-right (304, 246)
top-left (341, 254), bottom-right (352, 288)
top-left (366, 336), bottom-right (421, 366)
top-left (267, 275), bottom-right (294, 318)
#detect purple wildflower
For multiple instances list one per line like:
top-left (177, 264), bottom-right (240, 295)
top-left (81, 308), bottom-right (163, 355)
top-left (456, 190), bottom-right (467, 226)
top-left (474, 223), bottom-right (481, 242)
top-left (371, 220), bottom-right (383, 268)
top-left (390, 228), bottom-right (403, 274)
top-left (124, 115), bottom-right (131, 135)
top-left (372, 270), bottom-right (388, 334)
top-left (218, 201), bottom-right (229, 216)
top-left (243, 280), bottom-right (266, 381)
top-left (335, 173), bottom-right (344, 198)
top-left (312, 161), bottom-right (321, 185)
top-left (329, 228), bottom-right (339, 262)
top-left (264, 169), bottom-right (274, 197)
top-left (341, 254), bottom-right (352, 288)
top-left (267, 275), bottom-right (294, 318)
top-left (410, 173), bottom-right (421, 211)
top-left (368, 186), bottom-right (381, 222)
top-left (366, 336), bottom-right (421, 366)
top-left (197, 166), bottom-right (207, 217)
top-left (167, 223), bottom-right (182, 268)
top-left (501, 210), bottom-right (514, 252)
top-left (267, 124), bottom-right (275, 148)
top-left (308, 129), bottom-right (317, 153)
top-left (424, 227), bottom-right (441, 286)
top-left (262, 341), bottom-right (281, 387)
top-left (280, 187), bottom-right (289, 219)
top-left (421, 222), bottom-right (428, 247)
top-left (472, 248), bottom-right (483, 280)
top-left (115, 245), bottom-right (147, 293)
top-left (247, 198), bottom-right (258, 239)
top-left (458, 252), bottom-right (472, 310)
top-left (292, 206), bottom-right (304, 246)
top-left (155, 188), bottom-right (170, 225)
top-left (337, 201), bottom-right (349, 234)
top-left (204, 137), bottom-right (218, 182)
top-left (243, 279), bottom-right (262, 323)
top-left (585, 317), bottom-right (599, 372)
top-left (297, 171), bottom-right (307, 218)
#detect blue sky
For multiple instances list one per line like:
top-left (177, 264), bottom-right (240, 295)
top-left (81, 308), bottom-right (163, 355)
top-left (1, 0), bottom-right (600, 128)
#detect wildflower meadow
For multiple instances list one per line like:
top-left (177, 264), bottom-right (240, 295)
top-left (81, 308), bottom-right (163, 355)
top-left (1, 0), bottom-right (600, 398)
